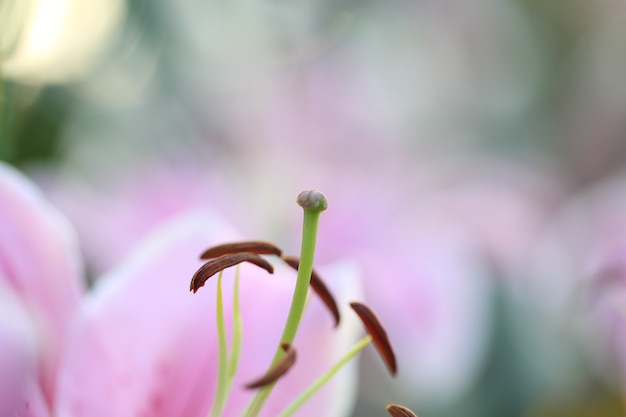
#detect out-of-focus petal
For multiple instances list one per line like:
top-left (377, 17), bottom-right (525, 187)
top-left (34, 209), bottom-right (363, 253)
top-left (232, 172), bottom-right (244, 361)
top-left (33, 161), bottom-right (218, 275)
top-left (55, 211), bottom-right (240, 417)
top-left (18, 377), bottom-right (54, 417)
top-left (528, 172), bottom-right (626, 389)
top-left (0, 163), bottom-right (83, 325)
top-left (0, 162), bottom-right (83, 400)
top-left (0, 283), bottom-right (39, 416)
top-left (358, 224), bottom-right (492, 406)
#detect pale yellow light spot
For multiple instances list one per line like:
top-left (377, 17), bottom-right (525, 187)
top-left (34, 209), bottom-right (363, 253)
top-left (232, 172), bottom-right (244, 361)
top-left (2, 0), bottom-right (126, 84)
top-left (25, 0), bottom-right (69, 60)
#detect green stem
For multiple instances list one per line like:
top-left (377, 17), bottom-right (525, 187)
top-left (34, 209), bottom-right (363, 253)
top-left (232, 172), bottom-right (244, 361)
top-left (241, 207), bottom-right (324, 417)
top-left (209, 271), bottom-right (229, 417)
top-left (0, 66), bottom-right (5, 156)
top-left (0, 73), bottom-right (14, 162)
top-left (276, 335), bottom-right (372, 417)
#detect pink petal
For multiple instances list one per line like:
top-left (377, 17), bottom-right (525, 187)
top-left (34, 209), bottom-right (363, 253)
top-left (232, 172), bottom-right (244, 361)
top-left (34, 161), bottom-right (220, 275)
top-left (17, 378), bottom-right (53, 417)
top-left (0, 284), bottom-right (39, 417)
top-left (55, 212), bottom-right (240, 417)
top-left (359, 227), bottom-right (491, 405)
top-left (0, 163), bottom-right (84, 401)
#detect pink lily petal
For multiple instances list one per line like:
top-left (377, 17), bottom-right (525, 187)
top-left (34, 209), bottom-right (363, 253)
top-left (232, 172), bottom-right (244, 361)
top-left (55, 212), bottom-right (238, 417)
top-left (0, 162), bottom-right (84, 402)
top-left (0, 163), bottom-right (84, 321)
top-left (18, 377), bottom-right (53, 417)
top-left (528, 173), bottom-right (626, 388)
top-left (358, 230), bottom-right (491, 405)
top-left (56, 211), bottom-right (361, 417)
top-left (0, 283), bottom-right (39, 417)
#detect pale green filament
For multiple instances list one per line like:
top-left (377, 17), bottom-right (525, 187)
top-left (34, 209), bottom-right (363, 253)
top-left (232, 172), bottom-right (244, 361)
top-left (210, 267), bottom-right (243, 417)
top-left (209, 271), bottom-right (228, 417)
top-left (241, 207), bottom-right (324, 417)
top-left (228, 266), bottom-right (243, 383)
top-left (277, 335), bottom-right (373, 417)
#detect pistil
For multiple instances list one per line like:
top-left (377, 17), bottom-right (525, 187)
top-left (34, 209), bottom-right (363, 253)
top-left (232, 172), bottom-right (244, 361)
top-left (240, 190), bottom-right (328, 417)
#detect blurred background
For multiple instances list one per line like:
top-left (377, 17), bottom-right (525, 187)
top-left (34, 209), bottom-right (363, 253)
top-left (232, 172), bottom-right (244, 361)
top-left (3, 0), bottom-right (626, 416)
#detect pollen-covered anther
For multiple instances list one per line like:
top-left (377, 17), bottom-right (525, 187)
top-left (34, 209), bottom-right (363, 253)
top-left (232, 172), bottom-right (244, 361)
top-left (190, 253), bottom-right (274, 293)
top-left (282, 255), bottom-right (340, 327)
top-left (386, 404), bottom-right (418, 417)
top-left (245, 343), bottom-right (297, 389)
top-left (199, 241), bottom-right (283, 260)
top-left (296, 190), bottom-right (328, 212)
top-left (350, 302), bottom-right (397, 376)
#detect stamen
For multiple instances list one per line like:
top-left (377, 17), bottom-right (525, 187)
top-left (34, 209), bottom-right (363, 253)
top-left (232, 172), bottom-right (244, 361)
top-left (228, 266), bottom-right (243, 381)
top-left (386, 404), bottom-right (418, 417)
top-left (209, 271), bottom-right (229, 417)
top-left (350, 302), bottom-right (397, 376)
top-left (190, 253), bottom-right (274, 293)
top-left (242, 190), bottom-right (327, 417)
top-left (200, 241), bottom-right (283, 260)
top-left (245, 343), bottom-right (297, 389)
top-left (281, 255), bottom-right (340, 327)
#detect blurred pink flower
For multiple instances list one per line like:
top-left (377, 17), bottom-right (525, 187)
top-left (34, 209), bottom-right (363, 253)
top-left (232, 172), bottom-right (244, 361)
top-left (1, 162), bottom-right (362, 417)
top-left (528, 171), bottom-right (626, 390)
top-left (32, 160), bottom-right (219, 276)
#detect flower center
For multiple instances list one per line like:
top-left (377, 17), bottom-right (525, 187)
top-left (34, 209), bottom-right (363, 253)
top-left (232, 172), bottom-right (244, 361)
top-left (190, 190), bottom-right (399, 417)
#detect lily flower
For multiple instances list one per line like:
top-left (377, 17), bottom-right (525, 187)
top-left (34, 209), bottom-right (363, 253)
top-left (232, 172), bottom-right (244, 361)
top-left (0, 163), bottom-right (365, 417)
top-left (34, 155), bottom-right (497, 407)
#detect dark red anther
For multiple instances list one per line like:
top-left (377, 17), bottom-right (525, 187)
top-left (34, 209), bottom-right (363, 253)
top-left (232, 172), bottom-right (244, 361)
top-left (350, 302), bottom-right (397, 376)
top-left (245, 343), bottom-right (296, 389)
top-left (199, 241), bottom-right (283, 260)
top-left (386, 404), bottom-right (418, 417)
top-left (190, 253), bottom-right (274, 293)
